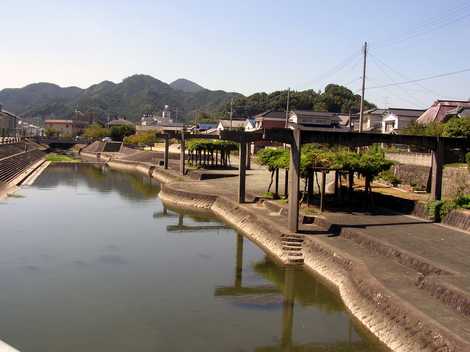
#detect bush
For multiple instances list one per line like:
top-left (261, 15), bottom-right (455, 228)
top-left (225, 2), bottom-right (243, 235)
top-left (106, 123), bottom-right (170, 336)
top-left (378, 170), bottom-right (401, 186)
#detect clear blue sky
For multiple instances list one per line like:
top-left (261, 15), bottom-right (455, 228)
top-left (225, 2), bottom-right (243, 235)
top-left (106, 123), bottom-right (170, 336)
top-left (3, 0), bottom-right (470, 108)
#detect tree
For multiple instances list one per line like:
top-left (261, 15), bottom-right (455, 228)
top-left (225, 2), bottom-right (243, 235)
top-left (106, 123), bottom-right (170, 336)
top-left (442, 117), bottom-right (470, 138)
top-left (44, 127), bottom-right (58, 138)
top-left (123, 131), bottom-right (160, 146)
top-left (83, 123), bottom-right (110, 139)
top-left (110, 125), bottom-right (136, 141)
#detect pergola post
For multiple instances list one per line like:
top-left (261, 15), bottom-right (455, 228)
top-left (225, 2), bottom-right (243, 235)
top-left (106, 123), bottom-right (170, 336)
top-left (239, 141), bottom-right (247, 203)
top-left (320, 171), bottom-right (327, 212)
top-left (179, 131), bottom-right (185, 176)
top-left (288, 129), bottom-right (301, 232)
top-left (284, 169), bottom-right (289, 198)
top-left (431, 139), bottom-right (445, 201)
top-left (246, 143), bottom-right (251, 170)
top-left (274, 168), bottom-right (280, 198)
top-left (164, 137), bottom-right (169, 169)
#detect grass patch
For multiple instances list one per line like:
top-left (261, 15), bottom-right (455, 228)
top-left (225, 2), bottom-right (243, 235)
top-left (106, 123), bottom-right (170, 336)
top-left (444, 163), bottom-right (467, 168)
top-left (45, 153), bottom-right (80, 163)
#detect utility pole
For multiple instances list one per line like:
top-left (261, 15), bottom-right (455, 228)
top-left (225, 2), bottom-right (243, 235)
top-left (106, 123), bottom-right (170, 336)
top-left (285, 88), bottom-right (291, 128)
top-left (359, 41), bottom-right (368, 133)
top-left (230, 98), bottom-right (234, 130)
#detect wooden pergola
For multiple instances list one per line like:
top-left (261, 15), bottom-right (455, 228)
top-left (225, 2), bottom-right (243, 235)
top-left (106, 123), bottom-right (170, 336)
top-left (158, 126), bottom-right (470, 233)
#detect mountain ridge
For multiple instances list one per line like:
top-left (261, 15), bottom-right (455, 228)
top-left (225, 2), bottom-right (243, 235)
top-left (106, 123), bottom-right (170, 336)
top-left (0, 75), bottom-right (240, 121)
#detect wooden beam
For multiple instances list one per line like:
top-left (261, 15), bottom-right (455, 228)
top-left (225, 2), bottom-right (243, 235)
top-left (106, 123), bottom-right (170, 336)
top-left (288, 129), bottom-right (301, 232)
top-left (239, 141), bottom-right (247, 203)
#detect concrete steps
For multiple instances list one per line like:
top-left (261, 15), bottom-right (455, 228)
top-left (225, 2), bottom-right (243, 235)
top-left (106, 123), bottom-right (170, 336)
top-left (0, 149), bottom-right (45, 184)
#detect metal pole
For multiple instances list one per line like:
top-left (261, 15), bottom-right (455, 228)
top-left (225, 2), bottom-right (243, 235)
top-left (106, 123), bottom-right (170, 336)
top-left (230, 98), bottom-right (234, 130)
top-left (359, 42), bottom-right (368, 133)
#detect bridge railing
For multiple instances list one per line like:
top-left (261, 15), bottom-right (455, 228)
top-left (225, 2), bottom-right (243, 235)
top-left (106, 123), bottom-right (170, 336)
top-left (0, 137), bottom-right (22, 145)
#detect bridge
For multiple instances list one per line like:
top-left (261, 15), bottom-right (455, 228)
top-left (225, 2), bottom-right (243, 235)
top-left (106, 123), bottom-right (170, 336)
top-left (32, 137), bottom-right (79, 148)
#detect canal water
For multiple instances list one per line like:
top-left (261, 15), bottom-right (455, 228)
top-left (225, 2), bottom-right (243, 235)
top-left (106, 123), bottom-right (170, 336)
top-left (0, 164), bottom-right (386, 352)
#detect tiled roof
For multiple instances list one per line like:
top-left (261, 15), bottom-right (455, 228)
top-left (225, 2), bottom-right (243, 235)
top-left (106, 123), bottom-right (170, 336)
top-left (417, 100), bottom-right (470, 124)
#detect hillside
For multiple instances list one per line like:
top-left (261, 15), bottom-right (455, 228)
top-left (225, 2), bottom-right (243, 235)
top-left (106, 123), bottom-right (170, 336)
top-left (170, 78), bottom-right (206, 93)
top-left (0, 75), bottom-right (240, 122)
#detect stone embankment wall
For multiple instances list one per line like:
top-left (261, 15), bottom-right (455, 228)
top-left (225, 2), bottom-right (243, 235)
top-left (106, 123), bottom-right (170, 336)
top-left (388, 150), bottom-right (470, 198)
top-left (386, 152), bottom-right (432, 167)
top-left (391, 164), bottom-right (470, 198)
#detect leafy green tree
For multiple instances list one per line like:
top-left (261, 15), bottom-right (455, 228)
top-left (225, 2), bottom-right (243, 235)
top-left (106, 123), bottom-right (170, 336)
top-left (83, 123), bottom-right (111, 139)
top-left (123, 131), bottom-right (160, 146)
top-left (110, 125), bottom-right (136, 141)
top-left (442, 117), bottom-right (470, 138)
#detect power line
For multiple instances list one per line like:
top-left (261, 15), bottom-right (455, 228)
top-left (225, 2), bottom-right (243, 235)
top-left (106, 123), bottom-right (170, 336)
top-left (368, 52), bottom-right (443, 98)
top-left (374, 2), bottom-right (470, 49)
top-left (296, 50), bottom-right (361, 90)
top-left (365, 68), bottom-right (470, 90)
top-left (368, 55), bottom-right (429, 106)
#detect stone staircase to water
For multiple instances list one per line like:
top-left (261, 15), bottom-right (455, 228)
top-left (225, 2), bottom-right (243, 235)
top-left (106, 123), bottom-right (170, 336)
top-left (0, 149), bottom-right (45, 185)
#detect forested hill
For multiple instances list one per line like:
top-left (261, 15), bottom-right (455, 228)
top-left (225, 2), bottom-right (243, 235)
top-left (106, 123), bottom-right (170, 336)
top-left (0, 76), bottom-right (375, 122)
top-left (227, 84), bottom-right (376, 118)
top-left (0, 75), bottom-right (241, 122)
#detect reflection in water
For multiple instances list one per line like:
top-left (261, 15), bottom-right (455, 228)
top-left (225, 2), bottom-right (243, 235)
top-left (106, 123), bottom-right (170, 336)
top-left (35, 163), bottom-right (160, 200)
top-left (0, 164), bottom-right (386, 352)
top-left (158, 208), bottom-right (229, 232)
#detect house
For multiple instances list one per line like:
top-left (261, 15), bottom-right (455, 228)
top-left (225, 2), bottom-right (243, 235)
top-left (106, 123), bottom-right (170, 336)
top-left (360, 108), bottom-right (387, 131)
top-left (354, 108), bottom-right (424, 133)
top-left (381, 108), bottom-right (425, 133)
top-left (254, 110), bottom-right (287, 130)
top-left (216, 119), bottom-right (247, 131)
top-left (244, 118), bottom-right (256, 132)
top-left (44, 119), bottom-right (89, 137)
top-left (0, 104), bottom-right (19, 137)
top-left (193, 123), bottom-right (217, 132)
top-left (417, 100), bottom-right (470, 124)
top-left (443, 106), bottom-right (470, 120)
top-left (288, 110), bottom-right (342, 129)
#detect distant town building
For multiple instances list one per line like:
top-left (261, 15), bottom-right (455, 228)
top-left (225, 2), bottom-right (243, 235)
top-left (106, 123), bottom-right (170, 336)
top-left (17, 120), bottom-right (43, 137)
top-left (254, 110), bottom-right (286, 130)
top-left (0, 104), bottom-right (19, 137)
top-left (289, 110), bottom-right (342, 129)
top-left (44, 119), bottom-right (89, 137)
top-left (140, 105), bottom-right (175, 126)
top-left (107, 118), bottom-right (135, 128)
top-left (357, 108), bottom-right (425, 133)
top-left (417, 100), bottom-right (470, 124)
top-left (216, 119), bottom-right (247, 131)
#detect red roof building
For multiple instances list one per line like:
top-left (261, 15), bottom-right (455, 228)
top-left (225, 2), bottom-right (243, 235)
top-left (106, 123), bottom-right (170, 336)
top-left (417, 100), bottom-right (470, 124)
